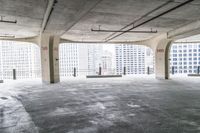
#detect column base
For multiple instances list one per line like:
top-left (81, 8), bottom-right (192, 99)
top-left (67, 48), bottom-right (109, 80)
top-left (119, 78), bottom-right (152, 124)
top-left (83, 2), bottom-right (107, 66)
top-left (42, 80), bottom-right (60, 84)
top-left (156, 76), bottom-right (169, 80)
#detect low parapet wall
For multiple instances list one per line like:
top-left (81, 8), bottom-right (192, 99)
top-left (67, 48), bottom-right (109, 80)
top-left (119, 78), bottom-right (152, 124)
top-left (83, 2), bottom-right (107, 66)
top-left (188, 74), bottom-right (200, 77)
top-left (86, 75), bottom-right (122, 78)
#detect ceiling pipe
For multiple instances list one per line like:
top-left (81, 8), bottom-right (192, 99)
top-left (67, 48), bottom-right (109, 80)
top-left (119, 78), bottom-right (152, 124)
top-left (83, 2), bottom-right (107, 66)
top-left (105, 0), bottom-right (194, 42)
top-left (40, 0), bottom-right (56, 34)
top-left (104, 0), bottom-right (174, 41)
top-left (60, 39), bottom-right (124, 44)
top-left (91, 28), bottom-right (157, 33)
top-left (0, 35), bottom-right (15, 38)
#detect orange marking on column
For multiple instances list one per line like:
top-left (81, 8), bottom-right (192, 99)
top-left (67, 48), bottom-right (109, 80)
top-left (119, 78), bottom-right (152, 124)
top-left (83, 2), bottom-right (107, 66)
top-left (157, 49), bottom-right (164, 52)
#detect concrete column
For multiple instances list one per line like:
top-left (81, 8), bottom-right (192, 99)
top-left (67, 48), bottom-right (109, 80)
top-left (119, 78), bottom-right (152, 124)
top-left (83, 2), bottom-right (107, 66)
top-left (40, 34), bottom-right (60, 83)
top-left (127, 34), bottom-right (173, 80)
top-left (153, 39), bottom-right (172, 79)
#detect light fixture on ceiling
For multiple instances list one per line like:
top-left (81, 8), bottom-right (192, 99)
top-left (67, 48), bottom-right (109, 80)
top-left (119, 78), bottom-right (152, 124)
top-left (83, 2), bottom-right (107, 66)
top-left (0, 16), bottom-right (17, 24)
top-left (91, 26), bottom-right (157, 33)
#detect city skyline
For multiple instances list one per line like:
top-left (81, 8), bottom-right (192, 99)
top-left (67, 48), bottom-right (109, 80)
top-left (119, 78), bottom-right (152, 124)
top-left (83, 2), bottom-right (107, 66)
top-left (1, 41), bottom-right (200, 79)
top-left (0, 41), bottom-right (41, 79)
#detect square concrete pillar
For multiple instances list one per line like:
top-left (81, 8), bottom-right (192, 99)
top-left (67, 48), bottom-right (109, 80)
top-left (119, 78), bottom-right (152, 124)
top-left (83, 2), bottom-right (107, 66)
top-left (40, 34), bottom-right (60, 83)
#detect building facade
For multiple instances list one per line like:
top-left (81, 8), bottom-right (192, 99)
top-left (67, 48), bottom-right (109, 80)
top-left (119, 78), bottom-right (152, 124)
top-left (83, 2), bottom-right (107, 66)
top-left (115, 44), bottom-right (154, 75)
top-left (59, 43), bottom-right (88, 77)
top-left (59, 43), bottom-right (103, 77)
top-left (101, 50), bottom-right (114, 75)
top-left (170, 43), bottom-right (200, 74)
top-left (87, 44), bottom-right (103, 75)
top-left (0, 41), bottom-right (41, 79)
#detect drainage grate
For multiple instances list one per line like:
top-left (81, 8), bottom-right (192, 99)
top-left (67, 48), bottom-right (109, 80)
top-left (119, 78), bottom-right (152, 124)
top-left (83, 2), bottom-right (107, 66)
top-left (0, 97), bottom-right (8, 100)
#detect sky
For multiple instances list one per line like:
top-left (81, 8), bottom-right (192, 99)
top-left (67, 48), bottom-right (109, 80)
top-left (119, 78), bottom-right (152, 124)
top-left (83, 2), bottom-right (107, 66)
top-left (103, 44), bottom-right (115, 54)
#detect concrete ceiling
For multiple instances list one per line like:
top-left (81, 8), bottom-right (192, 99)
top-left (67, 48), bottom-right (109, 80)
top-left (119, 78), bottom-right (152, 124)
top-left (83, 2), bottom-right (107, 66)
top-left (0, 0), bottom-right (200, 42)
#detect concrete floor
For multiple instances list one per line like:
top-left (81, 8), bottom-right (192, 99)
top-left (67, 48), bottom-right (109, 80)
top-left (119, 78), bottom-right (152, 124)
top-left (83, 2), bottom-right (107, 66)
top-left (0, 76), bottom-right (200, 133)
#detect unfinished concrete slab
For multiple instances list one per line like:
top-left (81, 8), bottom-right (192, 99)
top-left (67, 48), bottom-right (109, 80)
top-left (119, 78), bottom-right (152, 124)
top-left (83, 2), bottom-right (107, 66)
top-left (0, 77), bottom-right (200, 133)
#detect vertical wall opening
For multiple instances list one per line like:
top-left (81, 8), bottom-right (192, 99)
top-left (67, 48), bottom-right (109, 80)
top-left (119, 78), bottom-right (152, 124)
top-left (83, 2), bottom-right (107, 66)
top-left (59, 43), bottom-right (154, 80)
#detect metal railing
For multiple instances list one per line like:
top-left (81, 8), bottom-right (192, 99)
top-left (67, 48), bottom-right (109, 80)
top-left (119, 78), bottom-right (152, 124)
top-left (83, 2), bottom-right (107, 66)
top-left (0, 69), bottom-right (41, 80)
top-left (0, 67), bottom-right (155, 80)
top-left (170, 66), bottom-right (200, 75)
top-left (60, 67), bottom-right (154, 77)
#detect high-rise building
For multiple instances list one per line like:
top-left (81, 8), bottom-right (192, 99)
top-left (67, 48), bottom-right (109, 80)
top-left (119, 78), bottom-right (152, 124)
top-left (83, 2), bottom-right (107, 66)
top-left (115, 44), bottom-right (154, 75)
top-left (59, 43), bottom-right (103, 76)
top-left (101, 50), bottom-right (114, 75)
top-left (145, 48), bottom-right (155, 74)
top-left (59, 43), bottom-right (88, 77)
top-left (87, 44), bottom-right (103, 75)
top-left (170, 43), bottom-right (200, 74)
top-left (0, 41), bottom-right (41, 79)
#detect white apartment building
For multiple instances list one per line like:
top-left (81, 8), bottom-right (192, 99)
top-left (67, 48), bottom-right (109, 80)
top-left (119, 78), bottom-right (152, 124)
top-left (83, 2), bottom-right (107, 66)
top-left (59, 43), bottom-right (103, 77)
top-left (59, 43), bottom-right (88, 77)
top-left (87, 44), bottom-right (103, 75)
top-left (0, 41), bottom-right (41, 79)
top-left (170, 43), bottom-right (200, 74)
top-left (115, 44), bottom-right (154, 75)
top-left (101, 50), bottom-right (114, 75)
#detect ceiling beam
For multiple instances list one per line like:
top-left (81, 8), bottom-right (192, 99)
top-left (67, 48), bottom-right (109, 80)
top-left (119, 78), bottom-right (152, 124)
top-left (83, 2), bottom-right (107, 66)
top-left (40, 0), bottom-right (56, 34)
